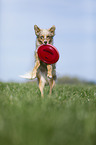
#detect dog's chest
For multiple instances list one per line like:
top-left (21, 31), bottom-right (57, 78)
top-left (39, 61), bottom-right (47, 72)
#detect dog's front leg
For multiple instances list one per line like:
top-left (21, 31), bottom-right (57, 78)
top-left (31, 53), bottom-right (40, 79)
top-left (47, 65), bottom-right (52, 78)
top-left (31, 60), bottom-right (40, 79)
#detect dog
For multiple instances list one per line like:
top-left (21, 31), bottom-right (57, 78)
top-left (21, 25), bottom-right (56, 97)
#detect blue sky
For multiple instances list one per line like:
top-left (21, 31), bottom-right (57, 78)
top-left (0, 0), bottom-right (96, 82)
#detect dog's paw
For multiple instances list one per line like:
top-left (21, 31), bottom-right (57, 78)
top-left (31, 70), bottom-right (37, 79)
top-left (47, 74), bottom-right (52, 79)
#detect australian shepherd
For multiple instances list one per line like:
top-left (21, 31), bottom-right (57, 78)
top-left (21, 25), bottom-right (56, 97)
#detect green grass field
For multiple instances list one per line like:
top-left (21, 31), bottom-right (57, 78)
top-left (0, 82), bottom-right (96, 145)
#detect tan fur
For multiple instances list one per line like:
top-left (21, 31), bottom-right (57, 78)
top-left (32, 25), bottom-right (56, 97)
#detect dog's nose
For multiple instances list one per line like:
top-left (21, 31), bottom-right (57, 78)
top-left (44, 40), bottom-right (47, 45)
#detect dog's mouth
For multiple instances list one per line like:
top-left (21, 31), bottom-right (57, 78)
top-left (44, 40), bottom-right (47, 45)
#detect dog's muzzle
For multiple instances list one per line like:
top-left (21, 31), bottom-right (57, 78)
top-left (44, 40), bottom-right (47, 45)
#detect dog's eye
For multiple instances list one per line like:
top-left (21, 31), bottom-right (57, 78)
top-left (40, 36), bottom-right (44, 39)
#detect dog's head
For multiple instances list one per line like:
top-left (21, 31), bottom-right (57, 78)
top-left (34, 25), bottom-right (56, 45)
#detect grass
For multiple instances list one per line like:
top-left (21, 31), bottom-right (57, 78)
top-left (0, 82), bottom-right (96, 145)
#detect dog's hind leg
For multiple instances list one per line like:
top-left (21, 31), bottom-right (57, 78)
top-left (49, 78), bottom-right (55, 95)
top-left (38, 76), bottom-right (46, 97)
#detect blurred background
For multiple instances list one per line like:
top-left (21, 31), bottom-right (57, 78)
top-left (0, 0), bottom-right (96, 83)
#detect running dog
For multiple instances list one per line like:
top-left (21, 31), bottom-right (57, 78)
top-left (21, 25), bottom-right (56, 97)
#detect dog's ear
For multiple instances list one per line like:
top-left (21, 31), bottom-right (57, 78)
top-left (49, 25), bottom-right (56, 36)
top-left (34, 25), bottom-right (41, 36)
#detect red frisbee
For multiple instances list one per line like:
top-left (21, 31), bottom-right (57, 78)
top-left (37, 44), bottom-right (59, 64)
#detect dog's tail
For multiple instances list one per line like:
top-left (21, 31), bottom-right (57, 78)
top-left (19, 72), bottom-right (33, 80)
